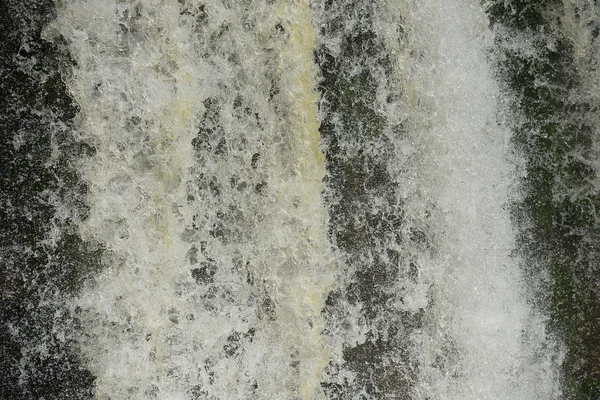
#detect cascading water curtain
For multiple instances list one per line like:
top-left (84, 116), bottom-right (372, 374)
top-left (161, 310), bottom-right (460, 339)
top-left (1, 0), bottom-right (599, 399)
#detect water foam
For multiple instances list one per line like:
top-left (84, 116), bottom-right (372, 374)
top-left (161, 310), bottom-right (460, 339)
top-left (43, 0), bottom-right (564, 398)
top-left (48, 0), bottom-right (334, 398)
top-left (406, 1), bottom-right (562, 398)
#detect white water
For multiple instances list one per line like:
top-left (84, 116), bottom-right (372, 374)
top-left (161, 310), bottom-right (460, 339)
top-left (44, 0), bottom-right (562, 398)
top-left (404, 1), bottom-right (562, 398)
top-left (47, 1), bottom-right (334, 398)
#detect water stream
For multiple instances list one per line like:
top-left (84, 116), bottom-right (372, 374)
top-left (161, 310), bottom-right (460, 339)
top-left (2, 0), bottom-right (600, 399)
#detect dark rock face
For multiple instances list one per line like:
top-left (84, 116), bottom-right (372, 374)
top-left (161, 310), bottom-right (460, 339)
top-left (486, 1), bottom-right (600, 397)
top-left (314, 1), bottom-right (422, 398)
top-left (0, 1), bottom-right (98, 398)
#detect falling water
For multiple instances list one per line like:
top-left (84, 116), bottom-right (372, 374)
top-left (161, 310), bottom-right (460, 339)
top-left (3, 0), bottom-right (600, 399)
top-left (42, 1), bottom-right (335, 398)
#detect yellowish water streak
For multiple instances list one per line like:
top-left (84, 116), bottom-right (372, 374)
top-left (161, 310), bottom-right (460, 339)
top-left (271, 1), bottom-right (334, 398)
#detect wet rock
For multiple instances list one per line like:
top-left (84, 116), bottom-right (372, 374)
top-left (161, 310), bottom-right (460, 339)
top-left (190, 261), bottom-right (217, 284)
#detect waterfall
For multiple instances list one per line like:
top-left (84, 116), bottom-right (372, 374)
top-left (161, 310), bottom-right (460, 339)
top-left (3, 0), bottom-right (599, 399)
top-left (406, 1), bottom-right (561, 397)
top-left (43, 1), bottom-right (334, 398)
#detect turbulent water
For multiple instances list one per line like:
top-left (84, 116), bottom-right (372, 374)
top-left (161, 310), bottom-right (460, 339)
top-left (2, 0), bottom-right (600, 399)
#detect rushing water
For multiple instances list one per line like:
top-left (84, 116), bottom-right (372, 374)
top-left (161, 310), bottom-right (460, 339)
top-left (2, 0), bottom-right (600, 399)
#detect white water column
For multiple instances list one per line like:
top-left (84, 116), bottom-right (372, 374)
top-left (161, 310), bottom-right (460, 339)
top-left (404, 1), bottom-right (563, 398)
top-left (47, 0), bottom-right (334, 398)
